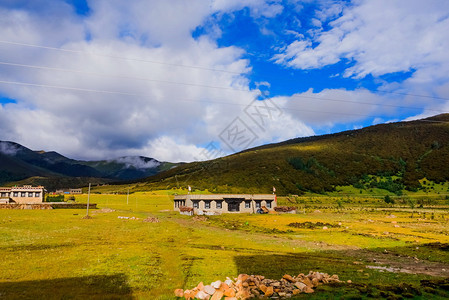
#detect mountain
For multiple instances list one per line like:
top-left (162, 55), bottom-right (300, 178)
top-left (82, 156), bottom-right (179, 180)
top-left (0, 141), bottom-right (179, 189)
top-left (139, 114), bottom-right (449, 195)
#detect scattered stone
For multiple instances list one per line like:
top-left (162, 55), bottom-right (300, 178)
top-left (211, 280), bottom-right (222, 289)
top-left (224, 287), bottom-right (236, 297)
top-left (192, 215), bottom-right (208, 222)
top-left (304, 286), bottom-right (314, 293)
top-left (210, 290), bottom-right (223, 300)
top-left (294, 281), bottom-right (306, 290)
top-left (118, 216), bottom-right (139, 220)
top-left (265, 286), bottom-right (274, 297)
top-left (195, 290), bottom-right (208, 299)
top-left (175, 272), bottom-right (344, 299)
top-left (274, 206), bottom-right (297, 213)
top-left (175, 289), bottom-right (184, 297)
top-left (282, 274), bottom-right (294, 282)
top-left (204, 285), bottom-right (215, 295)
top-left (95, 208), bottom-right (115, 213)
top-left (143, 217), bottom-right (160, 223)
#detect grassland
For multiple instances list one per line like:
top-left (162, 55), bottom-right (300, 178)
top-left (1, 191), bottom-right (449, 299)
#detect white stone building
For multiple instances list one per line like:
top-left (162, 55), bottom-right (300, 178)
top-left (0, 185), bottom-right (45, 204)
top-left (173, 194), bottom-right (277, 215)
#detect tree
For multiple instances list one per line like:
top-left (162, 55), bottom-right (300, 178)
top-left (384, 195), bottom-right (394, 205)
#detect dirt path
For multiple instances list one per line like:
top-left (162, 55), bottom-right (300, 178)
top-left (345, 248), bottom-right (449, 277)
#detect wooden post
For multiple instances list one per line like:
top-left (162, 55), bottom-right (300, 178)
top-left (127, 187), bottom-right (129, 205)
top-left (86, 183), bottom-right (91, 217)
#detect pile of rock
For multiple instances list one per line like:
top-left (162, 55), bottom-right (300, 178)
top-left (274, 206), bottom-right (297, 214)
top-left (175, 271), bottom-right (344, 299)
top-left (180, 206), bottom-right (194, 216)
top-left (143, 217), bottom-right (160, 223)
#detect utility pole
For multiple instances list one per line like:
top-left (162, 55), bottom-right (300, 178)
top-left (86, 183), bottom-right (91, 217)
top-left (127, 187), bottom-right (129, 205)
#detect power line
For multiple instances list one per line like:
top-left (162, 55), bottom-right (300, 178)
top-left (0, 60), bottom-right (447, 113)
top-left (1, 39), bottom-right (449, 102)
top-left (288, 94), bottom-right (446, 113)
top-left (0, 61), bottom-right (250, 93)
top-left (0, 80), bottom-right (138, 96)
top-left (1, 79), bottom-right (448, 123)
top-left (0, 40), bottom-right (242, 75)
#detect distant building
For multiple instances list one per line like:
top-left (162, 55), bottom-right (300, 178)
top-left (0, 185), bottom-right (45, 204)
top-left (55, 188), bottom-right (82, 195)
top-left (174, 194), bottom-right (277, 215)
top-left (69, 188), bottom-right (82, 194)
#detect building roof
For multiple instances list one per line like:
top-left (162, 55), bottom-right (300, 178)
top-left (174, 194), bottom-right (276, 201)
top-left (0, 186), bottom-right (45, 191)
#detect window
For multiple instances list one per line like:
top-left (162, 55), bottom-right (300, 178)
top-left (204, 201), bottom-right (211, 209)
top-left (216, 201), bottom-right (222, 209)
top-left (228, 201), bottom-right (240, 212)
top-left (35, 192), bottom-right (40, 198)
top-left (193, 201), bottom-right (199, 209)
top-left (21, 192), bottom-right (26, 197)
top-left (28, 192), bottom-right (33, 197)
top-left (13, 192), bottom-right (18, 197)
top-left (255, 201), bottom-right (261, 208)
top-left (1, 192), bottom-right (6, 197)
top-left (266, 201), bottom-right (272, 208)
top-left (245, 201), bottom-right (251, 208)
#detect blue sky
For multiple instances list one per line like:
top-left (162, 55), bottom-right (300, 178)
top-left (1, 0), bottom-right (449, 161)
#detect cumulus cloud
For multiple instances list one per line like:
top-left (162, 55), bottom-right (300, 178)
top-left (272, 88), bottom-right (406, 129)
top-left (0, 0), bottom-right (288, 161)
top-left (274, 0), bottom-right (449, 81)
top-left (2, 0), bottom-right (446, 164)
top-left (212, 0), bottom-right (284, 18)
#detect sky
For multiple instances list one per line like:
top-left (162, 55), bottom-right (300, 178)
top-left (0, 0), bottom-right (449, 162)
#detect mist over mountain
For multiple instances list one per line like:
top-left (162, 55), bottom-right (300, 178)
top-left (0, 141), bottom-right (179, 189)
top-left (138, 114), bottom-right (449, 195)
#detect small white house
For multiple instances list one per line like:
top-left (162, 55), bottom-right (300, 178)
top-left (174, 194), bottom-right (277, 215)
top-left (0, 185), bottom-right (45, 204)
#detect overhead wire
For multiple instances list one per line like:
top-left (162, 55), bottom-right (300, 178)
top-left (1, 79), bottom-right (449, 123)
top-left (1, 39), bottom-right (449, 102)
top-left (0, 60), bottom-right (447, 114)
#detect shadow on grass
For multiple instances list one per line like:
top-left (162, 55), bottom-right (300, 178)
top-left (233, 247), bottom-right (449, 299)
top-left (234, 253), bottom-right (347, 279)
top-left (0, 274), bottom-right (132, 300)
top-left (0, 242), bottom-right (75, 252)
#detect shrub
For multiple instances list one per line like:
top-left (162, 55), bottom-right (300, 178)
top-left (45, 195), bottom-right (65, 202)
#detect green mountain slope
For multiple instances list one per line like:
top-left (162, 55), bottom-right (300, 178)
top-left (0, 141), bottom-right (180, 189)
top-left (140, 114), bottom-right (449, 195)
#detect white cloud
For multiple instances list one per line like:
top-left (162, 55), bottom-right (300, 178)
top-left (274, 0), bottom-right (449, 82)
top-left (3, 0), bottom-right (445, 165)
top-left (273, 88), bottom-right (402, 128)
top-left (144, 136), bottom-right (206, 162)
top-left (112, 156), bottom-right (161, 169)
top-left (0, 0), bottom-right (276, 162)
top-left (212, 0), bottom-right (283, 18)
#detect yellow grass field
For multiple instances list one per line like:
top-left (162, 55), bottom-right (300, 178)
top-left (1, 191), bottom-right (449, 299)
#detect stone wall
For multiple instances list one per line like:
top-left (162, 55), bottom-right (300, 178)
top-left (0, 203), bottom-right (97, 210)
